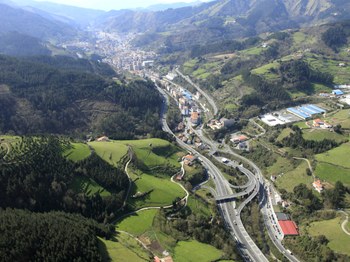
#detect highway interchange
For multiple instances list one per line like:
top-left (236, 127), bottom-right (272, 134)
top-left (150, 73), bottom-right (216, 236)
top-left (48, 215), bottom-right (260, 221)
top-left (150, 72), bottom-right (300, 262)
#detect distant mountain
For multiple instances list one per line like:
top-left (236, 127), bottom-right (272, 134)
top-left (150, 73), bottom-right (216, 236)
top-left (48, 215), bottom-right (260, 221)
top-left (95, 0), bottom-right (350, 49)
top-left (0, 32), bottom-right (51, 56)
top-left (145, 1), bottom-right (205, 11)
top-left (0, 3), bottom-right (78, 40)
top-left (10, 0), bottom-right (104, 27)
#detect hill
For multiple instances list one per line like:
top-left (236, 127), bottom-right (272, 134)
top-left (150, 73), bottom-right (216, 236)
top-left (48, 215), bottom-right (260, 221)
top-left (10, 0), bottom-right (104, 27)
top-left (0, 3), bottom-right (78, 41)
top-left (0, 55), bottom-right (163, 138)
top-left (0, 32), bottom-right (51, 57)
top-left (96, 0), bottom-right (350, 50)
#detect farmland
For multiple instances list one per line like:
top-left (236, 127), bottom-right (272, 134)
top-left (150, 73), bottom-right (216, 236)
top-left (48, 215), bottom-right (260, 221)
top-left (308, 216), bottom-right (350, 256)
top-left (173, 240), bottom-right (223, 262)
top-left (316, 143), bottom-right (350, 169)
top-left (315, 143), bottom-right (350, 185)
top-left (275, 161), bottom-right (313, 192)
top-left (129, 168), bottom-right (186, 208)
top-left (116, 209), bottom-right (158, 236)
top-left (302, 129), bottom-right (347, 143)
top-left (99, 233), bottom-right (150, 262)
top-left (88, 141), bottom-right (128, 167)
top-left (64, 143), bottom-right (91, 162)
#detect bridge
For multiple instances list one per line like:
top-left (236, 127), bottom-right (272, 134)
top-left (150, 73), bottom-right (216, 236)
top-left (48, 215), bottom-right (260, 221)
top-left (215, 188), bottom-right (254, 202)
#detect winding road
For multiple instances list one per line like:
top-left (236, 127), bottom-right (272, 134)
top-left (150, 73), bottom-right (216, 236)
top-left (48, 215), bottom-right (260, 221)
top-left (152, 71), bottom-right (301, 262)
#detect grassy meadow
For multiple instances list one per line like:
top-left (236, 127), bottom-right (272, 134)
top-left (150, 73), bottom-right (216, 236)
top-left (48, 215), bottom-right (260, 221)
top-left (99, 233), bottom-right (150, 262)
top-left (64, 143), bottom-right (91, 162)
top-left (308, 216), bottom-right (350, 256)
top-left (116, 209), bottom-right (158, 236)
top-left (173, 240), bottom-right (223, 262)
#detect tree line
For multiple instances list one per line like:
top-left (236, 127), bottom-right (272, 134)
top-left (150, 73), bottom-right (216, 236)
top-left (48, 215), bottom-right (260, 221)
top-left (281, 126), bottom-right (341, 154)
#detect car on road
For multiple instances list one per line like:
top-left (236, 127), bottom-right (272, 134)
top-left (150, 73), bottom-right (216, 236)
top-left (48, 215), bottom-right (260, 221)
top-left (222, 158), bottom-right (229, 163)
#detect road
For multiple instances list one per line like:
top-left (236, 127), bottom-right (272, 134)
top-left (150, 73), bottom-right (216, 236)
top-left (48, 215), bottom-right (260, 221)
top-left (156, 73), bottom-right (302, 261)
top-left (175, 68), bottom-right (218, 116)
top-left (156, 84), bottom-right (269, 262)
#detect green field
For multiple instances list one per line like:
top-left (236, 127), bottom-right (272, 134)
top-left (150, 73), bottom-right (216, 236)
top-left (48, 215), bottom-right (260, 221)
top-left (70, 176), bottom-right (111, 197)
top-left (276, 128), bottom-right (293, 142)
top-left (293, 121), bottom-right (309, 129)
top-left (251, 61), bottom-right (280, 80)
top-left (99, 233), bottom-right (150, 262)
top-left (302, 129), bottom-right (348, 143)
top-left (325, 109), bottom-right (350, 129)
top-left (315, 142), bottom-right (350, 185)
top-left (130, 169), bottom-right (185, 208)
top-left (308, 216), bottom-right (350, 256)
top-left (173, 240), bottom-right (223, 262)
top-left (275, 161), bottom-right (313, 192)
top-left (116, 209), bottom-right (158, 236)
top-left (266, 156), bottom-right (295, 176)
top-left (126, 138), bottom-right (181, 169)
top-left (305, 54), bottom-right (350, 84)
top-left (316, 143), bottom-right (350, 168)
top-left (88, 141), bottom-right (128, 167)
top-left (64, 143), bottom-right (91, 162)
top-left (241, 46), bottom-right (263, 55)
top-left (315, 162), bottom-right (350, 186)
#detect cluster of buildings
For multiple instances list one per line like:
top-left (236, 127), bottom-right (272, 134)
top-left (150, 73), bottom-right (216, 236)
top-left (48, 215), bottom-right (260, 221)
top-left (61, 31), bottom-right (156, 72)
top-left (261, 104), bottom-right (327, 127)
top-left (164, 82), bottom-right (202, 126)
top-left (312, 118), bottom-right (332, 129)
top-left (230, 133), bottom-right (249, 150)
top-left (287, 104), bottom-right (326, 120)
top-left (207, 118), bottom-right (236, 130)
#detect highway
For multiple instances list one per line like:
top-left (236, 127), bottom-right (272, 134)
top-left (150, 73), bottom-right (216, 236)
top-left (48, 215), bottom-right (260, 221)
top-left (156, 84), bottom-right (269, 262)
top-left (153, 72), bottom-right (300, 261)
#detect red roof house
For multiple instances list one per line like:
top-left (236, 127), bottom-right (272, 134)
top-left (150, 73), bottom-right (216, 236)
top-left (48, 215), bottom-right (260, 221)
top-left (278, 220), bottom-right (299, 236)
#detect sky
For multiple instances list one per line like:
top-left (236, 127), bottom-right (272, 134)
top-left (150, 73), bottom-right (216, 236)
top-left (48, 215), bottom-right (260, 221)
top-left (36, 0), bottom-right (204, 11)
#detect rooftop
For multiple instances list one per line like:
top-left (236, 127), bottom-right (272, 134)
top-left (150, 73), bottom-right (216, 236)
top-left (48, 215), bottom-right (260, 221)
top-left (278, 220), bottom-right (299, 236)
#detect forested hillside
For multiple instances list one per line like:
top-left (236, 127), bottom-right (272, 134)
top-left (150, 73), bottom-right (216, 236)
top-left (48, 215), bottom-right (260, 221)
top-left (0, 55), bottom-right (163, 138)
top-left (0, 209), bottom-right (113, 261)
top-left (0, 137), bottom-right (129, 222)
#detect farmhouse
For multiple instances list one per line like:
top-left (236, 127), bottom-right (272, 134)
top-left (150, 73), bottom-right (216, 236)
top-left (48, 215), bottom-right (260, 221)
top-left (312, 179), bottom-right (323, 193)
top-left (183, 154), bottom-right (197, 165)
top-left (231, 134), bottom-right (248, 144)
top-left (96, 136), bottom-right (109, 142)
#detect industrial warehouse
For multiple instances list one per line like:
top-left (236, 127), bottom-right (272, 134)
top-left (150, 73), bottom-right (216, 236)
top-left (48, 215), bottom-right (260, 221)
top-left (260, 104), bottom-right (326, 127)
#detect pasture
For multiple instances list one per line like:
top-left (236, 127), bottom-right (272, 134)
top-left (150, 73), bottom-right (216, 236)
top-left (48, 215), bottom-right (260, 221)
top-left (88, 141), bottom-right (128, 166)
top-left (116, 209), bottom-right (158, 236)
top-left (64, 143), bottom-right (91, 162)
top-left (308, 216), bottom-right (350, 256)
top-left (99, 233), bottom-right (150, 262)
top-left (129, 169), bottom-right (185, 209)
top-left (173, 240), bottom-right (223, 262)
